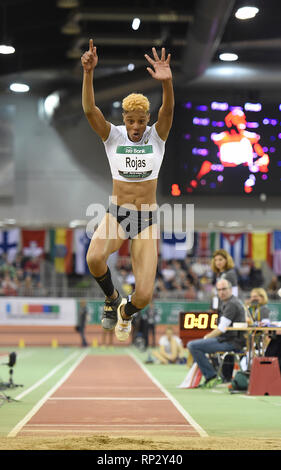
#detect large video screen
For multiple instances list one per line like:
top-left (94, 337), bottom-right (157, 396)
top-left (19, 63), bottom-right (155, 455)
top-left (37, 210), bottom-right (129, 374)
top-left (164, 99), bottom-right (281, 196)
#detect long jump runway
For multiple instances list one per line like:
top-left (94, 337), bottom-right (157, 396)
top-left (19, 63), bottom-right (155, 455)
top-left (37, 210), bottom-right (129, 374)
top-left (10, 353), bottom-right (205, 438)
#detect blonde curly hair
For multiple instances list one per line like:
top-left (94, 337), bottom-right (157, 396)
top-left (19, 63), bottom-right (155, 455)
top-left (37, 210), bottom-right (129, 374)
top-left (122, 93), bottom-right (150, 113)
top-left (211, 249), bottom-right (235, 273)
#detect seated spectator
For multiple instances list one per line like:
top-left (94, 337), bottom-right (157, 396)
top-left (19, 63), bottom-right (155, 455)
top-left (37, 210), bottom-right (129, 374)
top-left (23, 256), bottom-right (41, 283)
top-left (244, 287), bottom-right (272, 359)
top-left (0, 253), bottom-right (6, 267)
top-left (161, 261), bottom-right (176, 289)
top-left (0, 259), bottom-right (16, 280)
top-left (12, 252), bottom-right (24, 270)
top-left (249, 260), bottom-right (264, 288)
top-left (267, 275), bottom-right (280, 300)
top-left (190, 257), bottom-right (212, 279)
top-left (21, 275), bottom-right (34, 297)
top-left (1, 273), bottom-right (18, 296)
top-left (151, 326), bottom-right (186, 364)
top-left (245, 287), bottom-right (271, 324)
top-left (154, 278), bottom-right (168, 297)
top-left (238, 259), bottom-right (251, 290)
top-left (182, 278), bottom-right (197, 300)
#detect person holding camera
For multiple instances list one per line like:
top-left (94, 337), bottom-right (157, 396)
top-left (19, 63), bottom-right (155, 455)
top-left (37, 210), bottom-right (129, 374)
top-left (245, 288), bottom-right (271, 325)
top-left (246, 288), bottom-right (281, 370)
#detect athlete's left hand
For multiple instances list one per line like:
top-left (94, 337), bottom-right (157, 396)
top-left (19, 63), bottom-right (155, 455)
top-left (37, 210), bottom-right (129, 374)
top-left (145, 47), bottom-right (172, 81)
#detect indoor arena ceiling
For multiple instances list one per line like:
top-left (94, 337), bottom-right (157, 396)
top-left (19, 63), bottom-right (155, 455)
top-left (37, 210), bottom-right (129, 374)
top-left (0, 0), bottom-right (281, 94)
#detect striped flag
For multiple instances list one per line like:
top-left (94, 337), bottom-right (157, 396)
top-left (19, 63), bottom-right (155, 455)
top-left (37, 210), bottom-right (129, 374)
top-left (248, 232), bottom-right (272, 266)
top-left (49, 228), bottom-right (73, 274)
top-left (273, 231), bottom-right (281, 275)
top-left (0, 229), bottom-right (20, 262)
top-left (74, 228), bottom-right (91, 274)
top-left (219, 233), bottom-right (246, 267)
top-left (193, 232), bottom-right (218, 257)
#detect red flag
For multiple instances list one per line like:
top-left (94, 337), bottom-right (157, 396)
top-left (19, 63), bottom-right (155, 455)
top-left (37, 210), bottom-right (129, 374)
top-left (22, 230), bottom-right (46, 257)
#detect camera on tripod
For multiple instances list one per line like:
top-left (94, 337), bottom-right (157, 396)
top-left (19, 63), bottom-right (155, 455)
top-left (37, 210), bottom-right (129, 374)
top-left (0, 352), bottom-right (23, 390)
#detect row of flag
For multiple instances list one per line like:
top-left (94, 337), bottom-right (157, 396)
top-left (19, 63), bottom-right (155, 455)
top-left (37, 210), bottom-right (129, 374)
top-left (0, 228), bottom-right (281, 275)
top-left (0, 228), bottom-right (90, 276)
top-left (160, 231), bottom-right (275, 268)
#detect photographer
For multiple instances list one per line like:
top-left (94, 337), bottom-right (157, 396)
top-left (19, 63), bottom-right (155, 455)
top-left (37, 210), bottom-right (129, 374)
top-left (245, 288), bottom-right (271, 325)
top-left (245, 288), bottom-right (281, 372)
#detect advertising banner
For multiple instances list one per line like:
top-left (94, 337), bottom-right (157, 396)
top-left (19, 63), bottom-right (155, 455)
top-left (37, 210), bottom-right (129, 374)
top-left (0, 297), bottom-right (76, 326)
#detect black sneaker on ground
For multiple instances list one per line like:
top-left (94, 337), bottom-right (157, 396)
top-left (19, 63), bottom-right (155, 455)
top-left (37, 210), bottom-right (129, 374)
top-left (101, 291), bottom-right (122, 330)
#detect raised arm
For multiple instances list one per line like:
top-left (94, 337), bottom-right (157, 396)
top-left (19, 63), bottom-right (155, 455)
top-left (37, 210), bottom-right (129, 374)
top-left (144, 47), bottom-right (174, 141)
top-left (81, 39), bottom-right (110, 141)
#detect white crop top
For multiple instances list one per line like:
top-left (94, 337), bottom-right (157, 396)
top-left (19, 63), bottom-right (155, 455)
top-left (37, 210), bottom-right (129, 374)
top-left (103, 123), bottom-right (165, 182)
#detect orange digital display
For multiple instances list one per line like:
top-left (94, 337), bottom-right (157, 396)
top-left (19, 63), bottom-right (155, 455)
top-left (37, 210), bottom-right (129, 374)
top-left (179, 311), bottom-right (218, 343)
top-left (183, 312), bottom-right (218, 329)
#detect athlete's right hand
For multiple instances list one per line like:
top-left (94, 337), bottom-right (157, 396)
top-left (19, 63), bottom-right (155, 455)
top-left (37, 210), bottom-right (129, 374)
top-left (81, 39), bottom-right (98, 72)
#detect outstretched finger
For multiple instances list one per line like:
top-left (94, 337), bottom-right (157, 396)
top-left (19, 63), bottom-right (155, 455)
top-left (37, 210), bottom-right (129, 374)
top-left (146, 67), bottom-right (155, 78)
top-left (166, 53), bottom-right (171, 64)
top-left (89, 38), bottom-right (94, 52)
top-left (144, 53), bottom-right (155, 66)
top-left (161, 47), bottom-right (166, 61)
top-left (152, 47), bottom-right (160, 61)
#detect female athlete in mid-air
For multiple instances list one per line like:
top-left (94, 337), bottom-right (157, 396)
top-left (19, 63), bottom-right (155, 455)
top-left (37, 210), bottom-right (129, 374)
top-left (81, 39), bottom-right (174, 341)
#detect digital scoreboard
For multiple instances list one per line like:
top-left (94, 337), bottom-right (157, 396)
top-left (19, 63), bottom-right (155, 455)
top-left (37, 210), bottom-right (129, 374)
top-left (179, 311), bottom-right (218, 344)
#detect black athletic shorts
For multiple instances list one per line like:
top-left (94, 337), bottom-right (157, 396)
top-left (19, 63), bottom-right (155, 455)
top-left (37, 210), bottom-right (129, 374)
top-left (106, 203), bottom-right (158, 240)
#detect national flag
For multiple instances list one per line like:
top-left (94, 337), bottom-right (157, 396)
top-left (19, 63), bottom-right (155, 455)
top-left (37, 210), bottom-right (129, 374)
top-left (273, 231), bottom-right (281, 275)
top-left (247, 232), bottom-right (272, 266)
top-left (49, 228), bottom-right (73, 274)
top-left (161, 232), bottom-right (188, 260)
top-left (22, 230), bottom-right (46, 257)
top-left (74, 228), bottom-right (91, 274)
top-left (193, 232), bottom-right (218, 257)
top-left (219, 233), bottom-right (246, 267)
top-left (0, 229), bottom-right (20, 262)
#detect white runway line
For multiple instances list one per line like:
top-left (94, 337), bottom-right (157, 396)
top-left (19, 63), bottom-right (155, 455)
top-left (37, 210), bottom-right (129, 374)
top-left (128, 350), bottom-right (208, 438)
top-left (48, 396), bottom-right (169, 400)
top-left (8, 350), bottom-right (88, 438)
top-left (25, 423), bottom-right (193, 427)
top-left (15, 350), bottom-right (81, 400)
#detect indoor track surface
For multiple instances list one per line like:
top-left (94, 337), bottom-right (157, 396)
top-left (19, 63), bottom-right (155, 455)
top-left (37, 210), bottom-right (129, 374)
top-left (0, 346), bottom-right (281, 450)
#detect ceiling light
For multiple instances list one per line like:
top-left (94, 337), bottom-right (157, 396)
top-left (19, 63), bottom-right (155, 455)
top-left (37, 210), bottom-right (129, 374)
top-left (4, 218), bottom-right (16, 225)
top-left (235, 6), bottom-right (259, 20)
top-left (44, 92), bottom-right (60, 117)
top-left (57, 0), bottom-right (79, 7)
top-left (0, 44), bottom-right (15, 54)
top-left (10, 83), bottom-right (30, 93)
top-left (69, 220), bottom-right (86, 228)
top-left (132, 18), bottom-right (141, 30)
top-left (113, 101), bottom-right (121, 108)
top-left (219, 52), bottom-right (238, 62)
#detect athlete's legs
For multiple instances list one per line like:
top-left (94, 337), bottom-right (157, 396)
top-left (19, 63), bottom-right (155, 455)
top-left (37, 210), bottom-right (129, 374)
top-left (87, 212), bottom-right (125, 280)
top-left (114, 224), bottom-right (158, 341)
top-left (130, 224), bottom-right (158, 310)
top-left (87, 213), bottom-right (126, 330)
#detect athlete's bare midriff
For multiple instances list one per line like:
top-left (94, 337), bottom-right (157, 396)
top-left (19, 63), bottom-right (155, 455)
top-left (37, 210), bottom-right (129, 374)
top-left (112, 178), bottom-right (158, 210)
